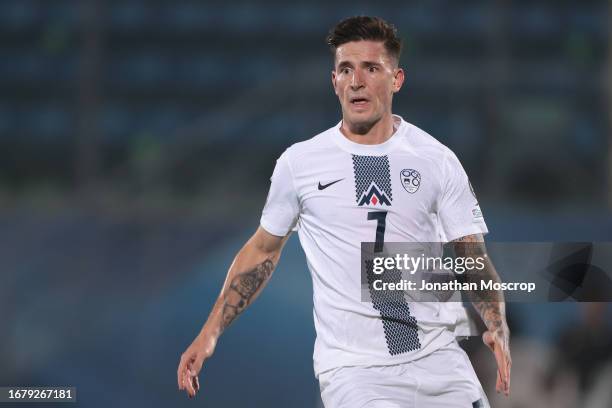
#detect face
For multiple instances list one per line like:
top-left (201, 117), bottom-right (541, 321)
top-left (332, 40), bottom-right (404, 134)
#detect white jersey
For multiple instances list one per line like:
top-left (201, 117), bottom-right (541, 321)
top-left (260, 115), bottom-right (487, 376)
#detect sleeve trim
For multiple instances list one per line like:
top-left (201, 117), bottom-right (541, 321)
top-left (445, 226), bottom-right (489, 243)
top-left (259, 219), bottom-right (289, 237)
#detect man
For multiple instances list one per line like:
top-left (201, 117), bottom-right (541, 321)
top-left (178, 16), bottom-right (511, 407)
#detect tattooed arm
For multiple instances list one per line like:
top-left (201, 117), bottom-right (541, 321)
top-left (178, 226), bottom-right (290, 398)
top-left (451, 233), bottom-right (512, 396)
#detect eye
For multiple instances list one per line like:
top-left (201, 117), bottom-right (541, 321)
top-left (341, 67), bottom-right (351, 74)
top-left (368, 65), bottom-right (378, 73)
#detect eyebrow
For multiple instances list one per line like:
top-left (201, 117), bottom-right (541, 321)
top-left (336, 60), bottom-right (382, 70)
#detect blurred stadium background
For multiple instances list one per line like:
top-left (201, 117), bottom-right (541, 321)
top-left (1, 0), bottom-right (611, 407)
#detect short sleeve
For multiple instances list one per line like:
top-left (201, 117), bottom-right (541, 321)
top-left (260, 151), bottom-right (300, 237)
top-left (437, 151), bottom-right (488, 242)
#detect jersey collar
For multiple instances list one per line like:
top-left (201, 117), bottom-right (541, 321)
top-left (332, 114), bottom-right (406, 155)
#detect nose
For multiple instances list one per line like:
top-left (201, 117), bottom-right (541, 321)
top-left (350, 70), bottom-right (364, 90)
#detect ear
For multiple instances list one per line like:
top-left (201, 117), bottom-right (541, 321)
top-left (331, 70), bottom-right (338, 95)
top-left (392, 68), bottom-right (405, 93)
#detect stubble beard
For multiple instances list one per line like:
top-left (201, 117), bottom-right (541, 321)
top-left (344, 109), bottom-right (382, 135)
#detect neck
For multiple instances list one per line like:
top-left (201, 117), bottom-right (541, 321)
top-left (340, 113), bottom-right (396, 145)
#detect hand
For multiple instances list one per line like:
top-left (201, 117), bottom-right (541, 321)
top-left (177, 333), bottom-right (217, 398)
top-left (482, 324), bottom-right (511, 396)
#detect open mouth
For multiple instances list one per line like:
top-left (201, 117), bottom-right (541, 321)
top-left (350, 97), bottom-right (369, 106)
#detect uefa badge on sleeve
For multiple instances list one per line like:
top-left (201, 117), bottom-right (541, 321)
top-left (400, 169), bottom-right (421, 193)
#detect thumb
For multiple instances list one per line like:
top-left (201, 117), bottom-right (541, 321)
top-left (482, 330), bottom-right (495, 352)
top-left (191, 354), bottom-right (206, 376)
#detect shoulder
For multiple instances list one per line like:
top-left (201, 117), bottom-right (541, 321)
top-left (401, 121), bottom-right (456, 160)
top-left (399, 121), bottom-right (460, 177)
top-left (279, 125), bottom-right (338, 163)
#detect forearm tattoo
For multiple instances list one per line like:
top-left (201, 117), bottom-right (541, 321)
top-left (221, 259), bottom-right (275, 331)
top-left (451, 235), bottom-right (506, 332)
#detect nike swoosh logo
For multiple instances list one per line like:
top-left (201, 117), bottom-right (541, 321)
top-left (318, 179), bottom-right (344, 190)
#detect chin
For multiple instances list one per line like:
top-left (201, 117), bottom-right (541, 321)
top-left (345, 113), bottom-right (381, 135)
top-left (348, 118), bottom-right (378, 135)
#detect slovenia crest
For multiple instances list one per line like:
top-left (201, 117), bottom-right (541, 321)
top-left (400, 169), bottom-right (421, 194)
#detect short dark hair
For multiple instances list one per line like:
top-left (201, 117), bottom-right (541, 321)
top-left (326, 16), bottom-right (402, 64)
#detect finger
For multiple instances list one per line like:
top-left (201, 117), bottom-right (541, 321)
top-left (495, 369), bottom-right (502, 393)
top-left (504, 358), bottom-right (512, 395)
top-left (500, 360), bottom-right (510, 396)
top-left (185, 367), bottom-right (196, 397)
top-left (184, 373), bottom-right (194, 398)
top-left (493, 342), bottom-right (506, 380)
top-left (497, 346), bottom-right (511, 394)
top-left (189, 356), bottom-right (205, 392)
top-left (177, 357), bottom-right (187, 390)
top-left (193, 374), bottom-right (200, 392)
top-left (490, 338), bottom-right (511, 394)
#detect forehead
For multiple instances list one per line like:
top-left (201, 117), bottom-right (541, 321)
top-left (334, 40), bottom-right (392, 66)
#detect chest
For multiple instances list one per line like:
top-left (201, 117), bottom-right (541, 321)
top-left (293, 151), bottom-right (442, 223)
